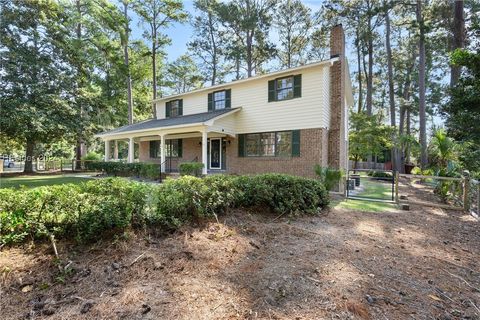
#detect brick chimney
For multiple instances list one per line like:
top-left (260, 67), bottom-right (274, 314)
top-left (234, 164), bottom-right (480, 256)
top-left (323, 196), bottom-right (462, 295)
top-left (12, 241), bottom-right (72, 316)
top-left (328, 24), bottom-right (348, 173)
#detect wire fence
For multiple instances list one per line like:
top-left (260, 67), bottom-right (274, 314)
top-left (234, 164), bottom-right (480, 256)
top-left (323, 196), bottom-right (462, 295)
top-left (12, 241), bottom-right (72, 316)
top-left (346, 169), bottom-right (395, 202)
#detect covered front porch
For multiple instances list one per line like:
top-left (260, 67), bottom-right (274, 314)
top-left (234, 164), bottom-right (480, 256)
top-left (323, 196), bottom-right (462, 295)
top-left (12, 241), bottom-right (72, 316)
top-left (96, 109), bottom-right (240, 175)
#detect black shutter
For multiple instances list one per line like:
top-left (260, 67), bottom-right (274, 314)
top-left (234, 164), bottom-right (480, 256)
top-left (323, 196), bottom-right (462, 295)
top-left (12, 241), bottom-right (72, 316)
top-left (178, 99), bottom-right (183, 116)
top-left (238, 134), bottom-right (245, 157)
top-left (208, 93), bottom-right (213, 111)
top-left (225, 89), bottom-right (231, 108)
top-left (165, 101), bottom-right (171, 117)
top-left (268, 80), bottom-right (275, 102)
top-left (291, 130), bottom-right (300, 157)
top-left (293, 74), bottom-right (302, 98)
top-left (177, 139), bottom-right (183, 158)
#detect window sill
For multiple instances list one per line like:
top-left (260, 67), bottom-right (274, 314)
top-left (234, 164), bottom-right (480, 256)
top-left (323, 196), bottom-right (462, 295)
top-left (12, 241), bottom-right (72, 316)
top-left (269, 96), bottom-right (301, 103)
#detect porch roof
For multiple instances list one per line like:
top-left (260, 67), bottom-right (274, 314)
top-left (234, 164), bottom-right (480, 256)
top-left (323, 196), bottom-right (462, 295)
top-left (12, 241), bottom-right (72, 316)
top-left (96, 108), bottom-right (240, 139)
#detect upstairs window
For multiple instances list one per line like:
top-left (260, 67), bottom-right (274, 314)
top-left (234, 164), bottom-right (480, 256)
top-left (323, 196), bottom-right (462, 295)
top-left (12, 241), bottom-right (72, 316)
top-left (166, 99), bottom-right (183, 117)
top-left (214, 90), bottom-right (226, 109)
top-left (276, 77), bottom-right (294, 100)
top-left (268, 74), bottom-right (302, 102)
top-left (208, 89), bottom-right (231, 111)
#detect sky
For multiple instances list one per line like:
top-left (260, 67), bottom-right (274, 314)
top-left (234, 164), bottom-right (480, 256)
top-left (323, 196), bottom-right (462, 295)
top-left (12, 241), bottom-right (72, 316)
top-left (129, 0), bottom-right (328, 64)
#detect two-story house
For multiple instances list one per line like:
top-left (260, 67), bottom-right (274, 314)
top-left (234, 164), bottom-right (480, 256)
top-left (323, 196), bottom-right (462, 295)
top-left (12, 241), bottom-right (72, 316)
top-left (96, 25), bottom-right (353, 178)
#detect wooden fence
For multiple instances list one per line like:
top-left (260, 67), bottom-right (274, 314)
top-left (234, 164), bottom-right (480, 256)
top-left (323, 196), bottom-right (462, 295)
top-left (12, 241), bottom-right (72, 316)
top-left (348, 160), bottom-right (386, 170)
top-left (396, 172), bottom-right (478, 216)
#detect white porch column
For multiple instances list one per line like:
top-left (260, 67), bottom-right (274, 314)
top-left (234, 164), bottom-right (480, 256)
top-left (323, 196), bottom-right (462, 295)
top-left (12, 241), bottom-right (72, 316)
top-left (113, 140), bottom-right (118, 160)
top-left (104, 140), bottom-right (110, 161)
top-left (160, 134), bottom-right (166, 172)
top-left (127, 137), bottom-right (134, 163)
top-left (201, 130), bottom-right (208, 175)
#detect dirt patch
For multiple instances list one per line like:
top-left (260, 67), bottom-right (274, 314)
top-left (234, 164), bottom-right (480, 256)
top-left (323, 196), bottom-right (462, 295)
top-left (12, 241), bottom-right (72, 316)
top-left (1, 204), bottom-right (479, 319)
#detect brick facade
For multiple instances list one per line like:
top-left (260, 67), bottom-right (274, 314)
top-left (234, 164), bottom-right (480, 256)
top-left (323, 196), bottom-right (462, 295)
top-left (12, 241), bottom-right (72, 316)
top-left (328, 24), bottom-right (347, 171)
top-left (137, 128), bottom-right (328, 178)
top-left (226, 128), bottom-right (328, 178)
top-left (138, 138), bottom-right (202, 171)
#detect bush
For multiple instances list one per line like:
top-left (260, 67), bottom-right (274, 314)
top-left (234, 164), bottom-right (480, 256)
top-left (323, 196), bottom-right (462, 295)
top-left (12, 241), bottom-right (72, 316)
top-left (314, 165), bottom-right (344, 191)
top-left (410, 167), bottom-right (434, 176)
top-left (0, 178), bottom-right (157, 244)
top-left (179, 162), bottom-right (204, 177)
top-left (86, 161), bottom-right (161, 179)
top-left (0, 174), bottom-right (329, 245)
top-left (367, 171), bottom-right (393, 179)
top-left (233, 174), bottom-right (329, 215)
top-left (82, 151), bottom-right (102, 161)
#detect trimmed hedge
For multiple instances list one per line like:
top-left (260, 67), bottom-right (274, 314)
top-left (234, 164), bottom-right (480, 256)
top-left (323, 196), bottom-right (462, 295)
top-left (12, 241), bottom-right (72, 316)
top-left (86, 161), bottom-right (161, 179)
top-left (178, 162), bottom-right (204, 177)
top-left (0, 174), bottom-right (329, 245)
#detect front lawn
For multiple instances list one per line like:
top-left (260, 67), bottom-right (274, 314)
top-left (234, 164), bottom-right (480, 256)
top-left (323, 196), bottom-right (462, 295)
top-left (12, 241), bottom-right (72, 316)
top-left (0, 174), bottom-right (94, 189)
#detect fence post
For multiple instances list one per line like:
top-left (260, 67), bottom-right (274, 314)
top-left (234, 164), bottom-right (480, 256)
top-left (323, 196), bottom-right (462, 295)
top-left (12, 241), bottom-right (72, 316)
top-left (395, 171), bottom-right (399, 203)
top-left (463, 170), bottom-right (470, 212)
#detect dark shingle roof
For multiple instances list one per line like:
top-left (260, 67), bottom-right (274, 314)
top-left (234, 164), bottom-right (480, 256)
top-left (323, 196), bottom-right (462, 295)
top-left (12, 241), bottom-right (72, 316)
top-left (98, 108), bottom-right (238, 136)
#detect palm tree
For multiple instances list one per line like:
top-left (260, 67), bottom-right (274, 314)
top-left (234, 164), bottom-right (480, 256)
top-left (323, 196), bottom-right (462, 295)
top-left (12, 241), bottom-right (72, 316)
top-left (428, 129), bottom-right (457, 170)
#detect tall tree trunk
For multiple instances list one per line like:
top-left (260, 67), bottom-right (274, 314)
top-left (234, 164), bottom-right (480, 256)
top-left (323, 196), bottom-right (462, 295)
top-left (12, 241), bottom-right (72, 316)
top-left (75, 0), bottom-right (86, 162)
top-left (416, 0), bottom-right (428, 168)
top-left (24, 139), bottom-right (35, 174)
top-left (208, 12), bottom-right (217, 86)
top-left (385, 4), bottom-right (399, 171)
top-left (235, 55), bottom-right (240, 80)
top-left (406, 108), bottom-right (411, 163)
top-left (450, 0), bottom-right (464, 87)
top-left (123, 1), bottom-right (134, 124)
top-left (365, 1), bottom-right (373, 115)
top-left (152, 39), bottom-right (157, 117)
top-left (246, 31), bottom-right (253, 77)
top-left (356, 22), bottom-right (363, 113)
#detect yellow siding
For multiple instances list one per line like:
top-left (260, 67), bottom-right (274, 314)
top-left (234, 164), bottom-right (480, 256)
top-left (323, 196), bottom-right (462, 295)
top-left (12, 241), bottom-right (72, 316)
top-left (155, 64), bottom-right (331, 133)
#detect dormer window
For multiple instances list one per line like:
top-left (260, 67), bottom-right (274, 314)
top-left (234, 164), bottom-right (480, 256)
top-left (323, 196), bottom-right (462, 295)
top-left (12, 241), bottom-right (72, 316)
top-left (166, 99), bottom-right (183, 117)
top-left (208, 89), bottom-right (231, 111)
top-left (268, 74), bottom-right (302, 102)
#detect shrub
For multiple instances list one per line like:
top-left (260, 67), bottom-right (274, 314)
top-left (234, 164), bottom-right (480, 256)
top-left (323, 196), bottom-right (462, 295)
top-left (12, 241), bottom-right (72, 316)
top-left (85, 161), bottom-right (161, 180)
top-left (314, 165), bottom-right (344, 191)
top-left (0, 178), bottom-right (157, 244)
top-left (368, 171), bottom-right (393, 179)
top-left (0, 174), bottom-right (329, 245)
top-left (233, 174), bottom-right (329, 215)
top-left (179, 162), bottom-right (204, 177)
top-left (410, 167), bottom-right (434, 176)
top-left (82, 151), bottom-right (103, 161)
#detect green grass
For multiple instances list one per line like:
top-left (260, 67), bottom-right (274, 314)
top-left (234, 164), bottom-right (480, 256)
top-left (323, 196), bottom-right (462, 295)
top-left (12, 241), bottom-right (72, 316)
top-left (348, 175), bottom-right (393, 200)
top-left (0, 174), bottom-right (94, 189)
top-left (332, 198), bottom-right (398, 212)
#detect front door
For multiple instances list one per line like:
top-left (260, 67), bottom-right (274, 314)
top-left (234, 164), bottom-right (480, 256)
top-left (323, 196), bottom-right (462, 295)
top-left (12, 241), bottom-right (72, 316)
top-left (209, 138), bottom-right (221, 169)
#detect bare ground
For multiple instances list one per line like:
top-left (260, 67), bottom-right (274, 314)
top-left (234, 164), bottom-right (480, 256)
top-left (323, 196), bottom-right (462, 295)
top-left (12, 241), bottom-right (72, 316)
top-left (1, 201), bottom-right (479, 320)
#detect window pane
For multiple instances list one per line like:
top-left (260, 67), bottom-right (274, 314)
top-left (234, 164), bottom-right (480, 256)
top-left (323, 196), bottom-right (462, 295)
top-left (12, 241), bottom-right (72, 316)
top-left (214, 91), bottom-right (225, 101)
top-left (276, 131), bottom-right (292, 156)
top-left (213, 91), bottom-right (226, 109)
top-left (276, 77), bottom-right (293, 89)
top-left (170, 100), bottom-right (179, 117)
top-left (165, 139), bottom-right (179, 157)
top-left (277, 88), bottom-right (294, 100)
top-left (261, 133), bottom-right (275, 156)
top-left (215, 100), bottom-right (225, 109)
top-left (246, 134), bottom-right (260, 156)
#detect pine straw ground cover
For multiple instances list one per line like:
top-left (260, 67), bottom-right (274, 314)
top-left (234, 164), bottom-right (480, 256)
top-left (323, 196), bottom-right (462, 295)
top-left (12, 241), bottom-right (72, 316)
top-left (1, 198), bottom-right (479, 319)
